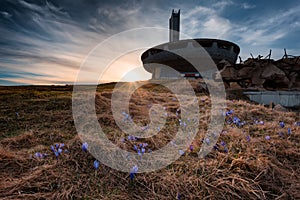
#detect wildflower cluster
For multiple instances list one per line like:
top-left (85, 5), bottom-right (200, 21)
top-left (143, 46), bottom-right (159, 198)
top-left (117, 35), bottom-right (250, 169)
top-left (34, 152), bottom-right (47, 159)
top-left (133, 143), bottom-right (149, 155)
top-left (278, 121), bottom-right (293, 137)
top-left (51, 143), bottom-right (66, 159)
top-left (225, 110), bottom-right (246, 127)
top-left (213, 140), bottom-right (228, 153)
top-left (122, 111), bottom-right (133, 122)
top-left (179, 119), bottom-right (187, 128)
top-left (127, 135), bottom-right (138, 141)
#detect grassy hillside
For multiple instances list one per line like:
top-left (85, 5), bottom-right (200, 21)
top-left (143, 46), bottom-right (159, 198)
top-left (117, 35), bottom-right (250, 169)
top-left (0, 83), bottom-right (299, 199)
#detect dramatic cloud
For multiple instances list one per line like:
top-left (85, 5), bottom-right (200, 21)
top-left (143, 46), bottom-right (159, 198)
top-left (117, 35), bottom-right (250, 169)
top-left (0, 0), bottom-right (299, 85)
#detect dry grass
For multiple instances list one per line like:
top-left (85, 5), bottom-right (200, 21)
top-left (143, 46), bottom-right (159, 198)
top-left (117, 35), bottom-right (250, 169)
top-left (0, 83), bottom-right (299, 199)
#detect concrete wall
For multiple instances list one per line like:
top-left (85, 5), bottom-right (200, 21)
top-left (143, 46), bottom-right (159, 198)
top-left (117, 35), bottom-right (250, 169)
top-left (244, 91), bottom-right (300, 107)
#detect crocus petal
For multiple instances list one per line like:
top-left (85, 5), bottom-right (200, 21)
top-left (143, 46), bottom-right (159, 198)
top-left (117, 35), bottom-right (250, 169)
top-left (94, 160), bottom-right (100, 169)
top-left (220, 141), bottom-right (226, 146)
top-left (51, 145), bottom-right (55, 152)
top-left (189, 145), bottom-right (194, 152)
top-left (129, 172), bottom-right (135, 180)
top-left (224, 147), bottom-right (228, 153)
top-left (179, 150), bottom-right (185, 156)
top-left (82, 142), bottom-right (88, 152)
top-left (246, 135), bottom-right (251, 142)
top-left (205, 138), bottom-right (210, 145)
top-left (288, 128), bottom-right (291, 135)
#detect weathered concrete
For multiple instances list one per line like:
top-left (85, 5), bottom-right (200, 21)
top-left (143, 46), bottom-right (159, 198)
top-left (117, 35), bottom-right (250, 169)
top-left (142, 10), bottom-right (240, 80)
top-left (169, 9), bottom-right (180, 42)
top-left (244, 91), bottom-right (300, 107)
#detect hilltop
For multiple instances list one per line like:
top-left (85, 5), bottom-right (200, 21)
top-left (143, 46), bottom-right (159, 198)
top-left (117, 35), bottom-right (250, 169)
top-left (0, 82), bottom-right (299, 199)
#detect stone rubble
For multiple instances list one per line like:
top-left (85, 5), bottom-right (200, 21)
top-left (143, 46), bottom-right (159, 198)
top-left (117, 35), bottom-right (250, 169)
top-left (218, 56), bottom-right (300, 90)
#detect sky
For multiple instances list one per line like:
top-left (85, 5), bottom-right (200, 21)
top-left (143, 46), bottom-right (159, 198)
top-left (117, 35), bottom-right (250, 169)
top-left (0, 0), bottom-right (299, 85)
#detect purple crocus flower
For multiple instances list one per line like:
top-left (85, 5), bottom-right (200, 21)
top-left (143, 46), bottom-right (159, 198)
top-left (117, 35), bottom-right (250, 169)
top-left (220, 141), bottom-right (226, 146)
top-left (204, 138), bottom-right (210, 145)
top-left (51, 145), bottom-right (60, 158)
top-left (141, 148), bottom-right (145, 154)
top-left (54, 151), bottom-right (59, 158)
top-left (51, 143), bottom-right (66, 158)
top-left (265, 135), bottom-right (271, 140)
top-left (226, 110), bottom-right (234, 116)
top-left (177, 193), bottom-right (181, 200)
top-left (94, 160), bottom-right (100, 170)
top-left (179, 150), bottom-right (185, 156)
top-left (246, 135), bottom-right (251, 142)
top-left (224, 147), bottom-right (228, 153)
top-left (189, 145), bottom-right (194, 152)
top-left (233, 116), bottom-right (241, 124)
top-left (127, 135), bottom-right (137, 141)
top-left (35, 152), bottom-right (43, 159)
top-left (129, 165), bottom-right (138, 180)
top-left (141, 125), bottom-right (149, 131)
top-left (142, 143), bottom-right (148, 147)
top-left (51, 145), bottom-right (55, 152)
top-left (129, 172), bottom-right (135, 180)
top-left (279, 121), bottom-right (285, 128)
top-left (82, 142), bottom-right (88, 152)
top-left (137, 149), bottom-right (141, 156)
top-left (288, 128), bottom-right (291, 136)
top-left (221, 131), bottom-right (227, 135)
top-left (254, 120), bottom-right (264, 125)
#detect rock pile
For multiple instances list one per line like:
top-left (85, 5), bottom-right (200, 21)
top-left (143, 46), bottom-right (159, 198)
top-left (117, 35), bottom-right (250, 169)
top-left (218, 56), bottom-right (300, 90)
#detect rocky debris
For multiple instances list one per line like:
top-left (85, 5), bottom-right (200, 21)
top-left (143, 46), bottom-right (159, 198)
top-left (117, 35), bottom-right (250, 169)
top-left (218, 55), bottom-right (300, 90)
top-left (195, 82), bottom-right (209, 94)
top-left (273, 104), bottom-right (287, 112)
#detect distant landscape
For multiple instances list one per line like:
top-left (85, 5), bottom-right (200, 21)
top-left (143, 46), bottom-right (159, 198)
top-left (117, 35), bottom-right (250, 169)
top-left (0, 82), bottom-right (299, 199)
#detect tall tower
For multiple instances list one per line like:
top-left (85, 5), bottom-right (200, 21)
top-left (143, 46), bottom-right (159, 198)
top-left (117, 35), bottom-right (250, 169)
top-left (169, 9), bottom-right (180, 42)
